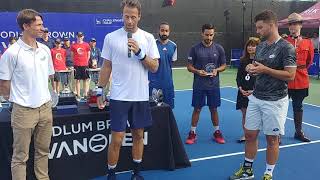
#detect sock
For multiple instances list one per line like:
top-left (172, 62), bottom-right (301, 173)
top-left (243, 157), bottom-right (254, 168)
top-left (214, 126), bottom-right (219, 131)
top-left (108, 164), bottom-right (117, 170)
top-left (264, 164), bottom-right (275, 176)
top-left (133, 159), bottom-right (142, 163)
top-left (191, 126), bottom-right (196, 133)
top-left (133, 159), bottom-right (142, 174)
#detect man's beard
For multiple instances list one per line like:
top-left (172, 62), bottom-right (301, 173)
top-left (204, 39), bottom-right (212, 45)
top-left (260, 33), bottom-right (270, 41)
top-left (159, 34), bottom-right (169, 41)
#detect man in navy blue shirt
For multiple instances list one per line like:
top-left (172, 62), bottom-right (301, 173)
top-left (63, 37), bottom-right (73, 68)
top-left (149, 22), bottom-right (177, 108)
top-left (186, 23), bottom-right (227, 145)
top-left (39, 28), bottom-right (55, 49)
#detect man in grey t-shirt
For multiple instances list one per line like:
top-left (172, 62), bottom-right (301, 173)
top-left (230, 10), bottom-right (296, 180)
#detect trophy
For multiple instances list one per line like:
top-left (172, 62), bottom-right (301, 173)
top-left (205, 63), bottom-right (216, 76)
top-left (86, 68), bottom-right (109, 111)
top-left (50, 89), bottom-right (59, 108)
top-left (151, 88), bottom-right (164, 106)
top-left (55, 69), bottom-right (78, 113)
top-left (0, 96), bottom-right (12, 113)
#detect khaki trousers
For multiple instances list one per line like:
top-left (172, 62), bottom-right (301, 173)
top-left (11, 101), bottom-right (53, 180)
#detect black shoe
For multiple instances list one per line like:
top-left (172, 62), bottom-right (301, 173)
top-left (106, 169), bottom-right (116, 180)
top-left (131, 172), bottom-right (144, 180)
top-left (294, 132), bottom-right (311, 142)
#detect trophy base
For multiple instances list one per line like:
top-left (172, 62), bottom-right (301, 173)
top-left (57, 93), bottom-right (78, 106)
top-left (54, 93), bottom-right (78, 115)
top-left (55, 104), bottom-right (78, 115)
top-left (88, 103), bottom-right (109, 112)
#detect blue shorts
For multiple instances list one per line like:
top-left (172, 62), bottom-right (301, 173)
top-left (149, 87), bottom-right (175, 109)
top-left (192, 89), bottom-right (221, 108)
top-left (109, 100), bottom-right (152, 132)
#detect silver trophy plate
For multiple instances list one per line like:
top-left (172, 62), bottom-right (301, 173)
top-left (56, 69), bottom-right (73, 95)
top-left (152, 88), bottom-right (164, 106)
top-left (87, 68), bottom-right (101, 85)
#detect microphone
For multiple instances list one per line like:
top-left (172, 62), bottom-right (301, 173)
top-left (127, 32), bottom-right (132, 58)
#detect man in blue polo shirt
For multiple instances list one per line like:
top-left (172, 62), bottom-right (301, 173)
top-left (186, 23), bottom-right (227, 145)
top-left (149, 22), bottom-right (177, 108)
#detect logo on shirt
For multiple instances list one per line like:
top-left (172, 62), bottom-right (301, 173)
top-left (56, 53), bottom-right (62, 61)
top-left (162, 47), bottom-right (167, 51)
top-left (245, 73), bottom-right (251, 81)
top-left (188, 56), bottom-right (192, 60)
top-left (40, 55), bottom-right (46, 61)
top-left (77, 48), bottom-right (84, 55)
top-left (214, 54), bottom-right (217, 57)
top-left (269, 54), bottom-right (275, 58)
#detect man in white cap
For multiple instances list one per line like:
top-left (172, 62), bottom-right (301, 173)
top-left (285, 12), bottom-right (314, 142)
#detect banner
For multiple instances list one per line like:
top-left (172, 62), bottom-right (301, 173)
top-left (0, 12), bottom-right (123, 52)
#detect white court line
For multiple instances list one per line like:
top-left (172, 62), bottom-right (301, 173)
top-left (286, 117), bottom-right (320, 129)
top-left (114, 140), bottom-right (320, 175)
top-left (174, 89), bottom-right (320, 129)
top-left (172, 67), bottom-right (187, 70)
top-left (220, 86), bottom-right (320, 108)
top-left (190, 139), bottom-right (320, 162)
top-left (174, 86), bottom-right (233, 92)
top-left (220, 97), bottom-right (320, 129)
top-left (175, 89), bottom-right (192, 92)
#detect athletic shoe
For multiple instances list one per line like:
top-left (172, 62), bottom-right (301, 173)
top-left (186, 131), bottom-right (197, 144)
top-left (294, 132), bottom-right (311, 142)
top-left (262, 174), bottom-right (272, 180)
top-left (131, 172), bottom-right (144, 180)
top-left (106, 169), bottom-right (116, 180)
top-left (229, 165), bottom-right (254, 180)
top-left (237, 135), bottom-right (246, 143)
top-left (213, 130), bottom-right (226, 144)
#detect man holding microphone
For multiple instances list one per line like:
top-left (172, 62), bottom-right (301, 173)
top-left (96, 0), bottom-right (159, 179)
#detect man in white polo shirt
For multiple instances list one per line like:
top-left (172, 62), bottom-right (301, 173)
top-left (96, 0), bottom-right (159, 179)
top-left (0, 9), bottom-right (54, 180)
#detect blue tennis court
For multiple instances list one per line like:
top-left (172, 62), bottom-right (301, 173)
top-left (94, 86), bottom-right (320, 180)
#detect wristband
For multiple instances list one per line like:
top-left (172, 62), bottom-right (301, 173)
top-left (96, 86), bottom-right (104, 97)
top-left (135, 48), bottom-right (146, 61)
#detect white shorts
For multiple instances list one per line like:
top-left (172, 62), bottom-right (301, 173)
top-left (245, 95), bottom-right (289, 136)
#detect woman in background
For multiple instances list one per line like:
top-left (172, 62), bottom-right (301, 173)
top-left (236, 37), bottom-right (260, 143)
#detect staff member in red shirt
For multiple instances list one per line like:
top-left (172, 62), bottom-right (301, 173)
top-left (51, 38), bottom-right (67, 93)
top-left (71, 32), bottom-right (91, 99)
top-left (285, 13), bottom-right (314, 142)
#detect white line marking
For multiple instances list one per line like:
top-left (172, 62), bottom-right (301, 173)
top-left (286, 117), bottom-right (320, 129)
top-left (220, 86), bottom-right (320, 108)
top-left (190, 139), bottom-right (320, 162)
top-left (175, 89), bottom-right (192, 92)
top-left (220, 97), bottom-right (320, 129)
top-left (115, 170), bottom-right (131, 175)
top-left (172, 67), bottom-right (187, 70)
top-left (303, 102), bottom-right (320, 108)
top-left (174, 86), bottom-right (233, 92)
top-left (175, 90), bottom-right (320, 129)
top-left (221, 98), bottom-right (236, 104)
top-left (175, 87), bottom-right (320, 107)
